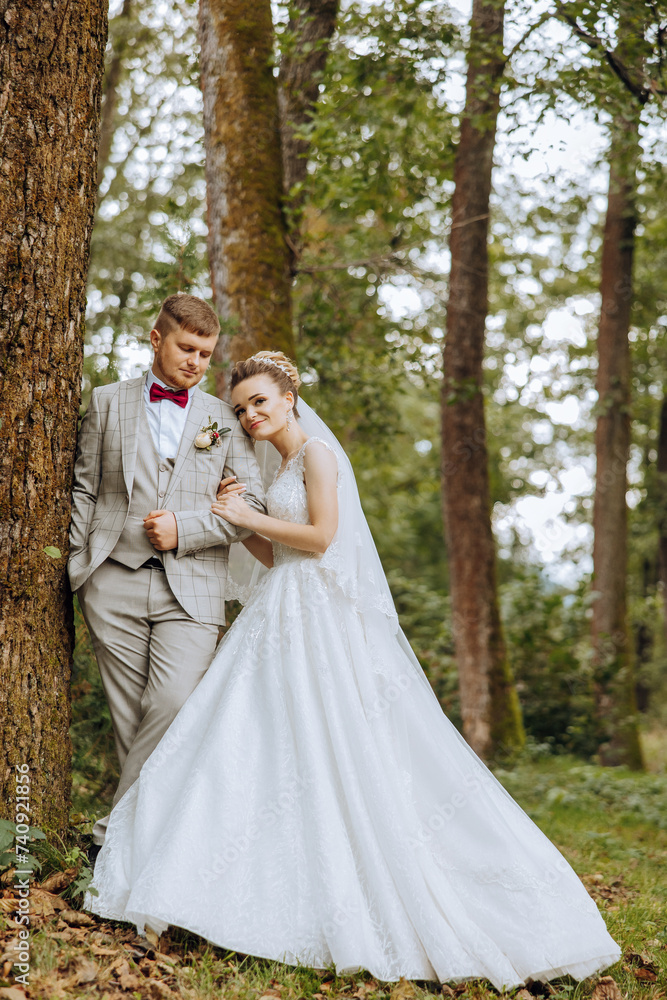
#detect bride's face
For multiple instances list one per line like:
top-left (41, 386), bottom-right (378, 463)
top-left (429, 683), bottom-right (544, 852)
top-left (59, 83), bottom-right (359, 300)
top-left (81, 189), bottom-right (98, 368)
top-left (232, 375), bottom-right (293, 440)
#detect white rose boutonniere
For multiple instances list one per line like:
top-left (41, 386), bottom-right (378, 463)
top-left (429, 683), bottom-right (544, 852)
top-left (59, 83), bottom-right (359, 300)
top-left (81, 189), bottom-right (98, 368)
top-left (195, 418), bottom-right (231, 451)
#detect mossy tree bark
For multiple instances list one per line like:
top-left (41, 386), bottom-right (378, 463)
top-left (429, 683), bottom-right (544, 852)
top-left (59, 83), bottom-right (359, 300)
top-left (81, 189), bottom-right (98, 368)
top-left (657, 397), bottom-right (667, 646)
top-left (199, 0), bottom-right (295, 393)
top-left (441, 0), bottom-right (524, 760)
top-left (592, 112), bottom-right (644, 769)
top-left (0, 0), bottom-right (107, 831)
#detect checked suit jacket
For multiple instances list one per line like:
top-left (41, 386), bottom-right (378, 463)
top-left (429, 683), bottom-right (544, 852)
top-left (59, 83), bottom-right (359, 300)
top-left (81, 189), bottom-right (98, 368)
top-left (68, 374), bottom-right (266, 626)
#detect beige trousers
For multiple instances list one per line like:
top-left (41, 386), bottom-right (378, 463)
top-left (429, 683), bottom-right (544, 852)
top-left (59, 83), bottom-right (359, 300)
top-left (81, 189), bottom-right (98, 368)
top-left (77, 559), bottom-right (219, 845)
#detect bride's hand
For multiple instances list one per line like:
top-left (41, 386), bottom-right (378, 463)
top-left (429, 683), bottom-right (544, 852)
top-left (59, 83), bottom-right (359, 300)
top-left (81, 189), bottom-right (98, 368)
top-left (217, 476), bottom-right (246, 500)
top-left (211, 494), bottom-right (256, 529)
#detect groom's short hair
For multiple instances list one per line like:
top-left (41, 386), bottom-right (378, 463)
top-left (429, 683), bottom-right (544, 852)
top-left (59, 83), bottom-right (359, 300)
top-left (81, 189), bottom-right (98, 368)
top-left (155, 293), bottom-right (221, 339)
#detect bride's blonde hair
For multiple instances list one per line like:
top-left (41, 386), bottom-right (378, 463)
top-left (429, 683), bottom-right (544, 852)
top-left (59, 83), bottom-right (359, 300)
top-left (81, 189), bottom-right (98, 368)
top-left (230, 351), bottom-right (302, 416)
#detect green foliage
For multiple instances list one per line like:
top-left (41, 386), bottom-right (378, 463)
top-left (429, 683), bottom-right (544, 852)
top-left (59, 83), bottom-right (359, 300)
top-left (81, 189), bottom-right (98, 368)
top-left (501, 574), bottom-right (599, 756)
top-left (496, 753), bottom-right (667, 830)
top-left (85, 0), bottom-right (207, 397)
top-left (0, 819), bottom-right (45, 877)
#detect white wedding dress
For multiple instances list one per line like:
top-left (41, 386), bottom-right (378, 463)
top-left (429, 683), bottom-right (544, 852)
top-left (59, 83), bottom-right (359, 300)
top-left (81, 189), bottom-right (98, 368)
top-left (87, 430), bottom-right (621, 988)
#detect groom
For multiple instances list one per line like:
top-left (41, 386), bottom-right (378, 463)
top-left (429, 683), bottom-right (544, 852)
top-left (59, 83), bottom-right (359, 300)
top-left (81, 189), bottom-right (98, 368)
top-left (69, 293), bottom-right (265, 847)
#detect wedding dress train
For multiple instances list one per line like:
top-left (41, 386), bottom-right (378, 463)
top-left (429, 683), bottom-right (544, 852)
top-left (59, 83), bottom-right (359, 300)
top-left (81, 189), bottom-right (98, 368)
top-left (86, 433), bottom-right (620, 988)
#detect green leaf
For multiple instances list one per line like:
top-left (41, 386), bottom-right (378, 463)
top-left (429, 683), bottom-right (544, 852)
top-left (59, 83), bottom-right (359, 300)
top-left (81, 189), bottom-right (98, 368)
top-left (43, 546), bottom-right (62, 559)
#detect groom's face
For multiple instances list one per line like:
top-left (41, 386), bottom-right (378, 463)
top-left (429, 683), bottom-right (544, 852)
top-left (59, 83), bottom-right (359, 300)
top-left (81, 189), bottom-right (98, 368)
top-left (150, 324), bottom-right (219, 390)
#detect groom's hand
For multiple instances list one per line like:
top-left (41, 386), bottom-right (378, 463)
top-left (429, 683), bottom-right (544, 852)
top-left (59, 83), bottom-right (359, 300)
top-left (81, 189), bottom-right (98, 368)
top-left (144, 510), bottom-right (178, 551)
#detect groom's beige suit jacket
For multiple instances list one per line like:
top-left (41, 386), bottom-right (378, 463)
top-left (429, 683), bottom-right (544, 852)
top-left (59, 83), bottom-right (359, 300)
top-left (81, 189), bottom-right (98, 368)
top-left (68, 374), bottom-right (265, 626)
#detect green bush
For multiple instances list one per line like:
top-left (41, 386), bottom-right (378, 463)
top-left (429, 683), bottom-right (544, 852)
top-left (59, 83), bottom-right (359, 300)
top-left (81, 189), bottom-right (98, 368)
top-left (500, 574), bottom-right (599, 757)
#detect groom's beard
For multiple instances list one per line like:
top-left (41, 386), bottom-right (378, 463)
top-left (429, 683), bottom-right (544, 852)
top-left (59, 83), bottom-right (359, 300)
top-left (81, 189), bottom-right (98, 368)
top-left (167, 369), bottom-right (202, 390)
top-left (154, 362), bottom-right (205, 391)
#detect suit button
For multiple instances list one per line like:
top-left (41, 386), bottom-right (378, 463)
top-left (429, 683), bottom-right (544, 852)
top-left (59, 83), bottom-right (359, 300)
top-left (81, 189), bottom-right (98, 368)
top-left (159, 465), bottom-right (167, 472)
top-left (158, 491), bottom-right (165, 498)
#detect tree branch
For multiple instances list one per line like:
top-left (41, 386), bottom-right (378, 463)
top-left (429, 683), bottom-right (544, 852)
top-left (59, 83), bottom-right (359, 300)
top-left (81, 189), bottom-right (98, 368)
top-left (554, 1), bottom-right (653, 104)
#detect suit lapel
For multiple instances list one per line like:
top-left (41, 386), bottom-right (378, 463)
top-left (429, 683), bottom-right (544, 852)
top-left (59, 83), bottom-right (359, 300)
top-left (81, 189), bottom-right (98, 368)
top-left (119, 375), bottom-right (146, 494)
top-left (164, 388), bottom-right (209, 503)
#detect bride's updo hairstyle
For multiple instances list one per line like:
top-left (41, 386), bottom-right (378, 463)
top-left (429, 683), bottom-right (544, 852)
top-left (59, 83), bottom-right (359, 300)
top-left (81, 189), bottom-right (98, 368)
top-left (230, 351), bottom-right (302, 418)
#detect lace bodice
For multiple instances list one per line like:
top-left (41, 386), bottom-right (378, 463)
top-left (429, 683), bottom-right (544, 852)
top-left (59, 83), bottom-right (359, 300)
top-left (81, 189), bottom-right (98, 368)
top-left (266, 438), bottom-right (332, 566)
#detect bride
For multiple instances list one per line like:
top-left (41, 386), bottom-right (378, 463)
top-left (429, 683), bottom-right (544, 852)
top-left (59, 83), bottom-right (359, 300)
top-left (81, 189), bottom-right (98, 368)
top-left (86, 351), bottom-right (621, 988)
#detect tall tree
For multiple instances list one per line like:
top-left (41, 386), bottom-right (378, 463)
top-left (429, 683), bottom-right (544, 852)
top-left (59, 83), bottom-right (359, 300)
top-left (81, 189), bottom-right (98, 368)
top-left (199, 0), bottom-right (294, 390)
top-left (278, 0), bottom-right (340, 271)
top-left (592, 102), bottom-right (644, 768)
top-left (97, 0), bottom-right (133, 186)
top-left (0, 0), bottom-right (107, 831)
top-left (441, 0), bottom-right (525, 760)
top-left (557, 0), bottom-right (664, 767)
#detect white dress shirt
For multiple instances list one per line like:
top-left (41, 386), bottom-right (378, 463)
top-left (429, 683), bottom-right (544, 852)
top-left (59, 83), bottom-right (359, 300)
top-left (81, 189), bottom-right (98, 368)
top-left (144, 370), bottom-right (196, 460)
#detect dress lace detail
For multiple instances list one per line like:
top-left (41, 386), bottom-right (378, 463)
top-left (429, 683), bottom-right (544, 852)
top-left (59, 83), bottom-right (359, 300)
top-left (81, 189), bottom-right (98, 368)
top-left (86, 438), bottom-right (620, 988)
top-left (266, 438), bottom-right (331, 567)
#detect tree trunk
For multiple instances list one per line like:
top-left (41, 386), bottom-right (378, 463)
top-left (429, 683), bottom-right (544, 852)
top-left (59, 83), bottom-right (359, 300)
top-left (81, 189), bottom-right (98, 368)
top-left (97, 0), bottom-right (132, 186)
top-left (591, 114), bottom-right (644, 769)
top-left (0, 0), bottom-right (107, 831)
top-left (441, 0), bottom-right (524, 760)
top-left (278, 0), bottom-right (339, 271)
top-left (657, 397), bottom-right (667, 645)
top-left (199, 0), bottom-right (294, 395)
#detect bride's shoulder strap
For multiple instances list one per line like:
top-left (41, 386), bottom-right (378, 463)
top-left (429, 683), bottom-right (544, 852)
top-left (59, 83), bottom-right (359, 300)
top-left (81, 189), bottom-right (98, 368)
top-left (303, 436), bottom-right (336, 456)
top-left (301, 437), bottom-right (340, 483)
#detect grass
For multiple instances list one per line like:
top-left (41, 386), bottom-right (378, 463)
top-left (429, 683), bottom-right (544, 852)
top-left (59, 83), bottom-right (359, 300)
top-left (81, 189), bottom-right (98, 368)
top-left (1, 754), bottom-right (665, 999)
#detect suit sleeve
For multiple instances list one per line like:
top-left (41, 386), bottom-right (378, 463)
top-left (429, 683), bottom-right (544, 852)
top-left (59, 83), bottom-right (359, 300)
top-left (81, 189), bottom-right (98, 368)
top-left (173, 417), bottom-right (267, 557)
top-left (68, 391), bottom-right (104, 563)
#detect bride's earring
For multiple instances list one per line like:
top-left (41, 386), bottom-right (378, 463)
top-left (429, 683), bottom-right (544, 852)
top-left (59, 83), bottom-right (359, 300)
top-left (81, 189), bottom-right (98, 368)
top-left (286, 408), bottom-right (293, 429)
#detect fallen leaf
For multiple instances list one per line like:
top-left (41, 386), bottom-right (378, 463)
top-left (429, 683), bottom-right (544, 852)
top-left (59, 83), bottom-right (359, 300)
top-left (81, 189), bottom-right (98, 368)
top-left (91, 944), bottom-right (122, 957)
top-left (146, 983), bottom-right (176, 1000)
top-left (633, 968), bottom-right (658, 983)
top-left (118, 972), bottom-right (144, 990)
top-left (59, 908), bottom-right (95, 926)
top-left (0, 988), bottom-right (27, 1000)
top-left (624, 952), bottom-right (658, 973)
top-left (64, 956), bottom-right (100, 986)
top-left (440, 987), bottom-right (455, 999)
top-left (391, 978), bottom-right (417, 1000)
top-left (592, 976), bottom-right (623, 1000)
top-left (353, 985), bottom-right (377, 1000)
top-left (516, 991), bottom-right (533, 1000)
top-left (0, 939), bottom-right (21, 964)
top-left (38, 868), bottom-right (79, 894)
top-left (144, 927), bottom-right (160, 948)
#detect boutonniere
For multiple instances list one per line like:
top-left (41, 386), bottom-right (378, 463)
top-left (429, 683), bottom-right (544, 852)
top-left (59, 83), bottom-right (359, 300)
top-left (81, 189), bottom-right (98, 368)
top-left (195, 418), bottom-right (231, 451)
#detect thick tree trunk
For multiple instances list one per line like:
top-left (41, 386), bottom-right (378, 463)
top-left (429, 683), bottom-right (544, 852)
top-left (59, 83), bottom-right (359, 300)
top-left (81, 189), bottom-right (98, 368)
top-left (199, 0), bottom-right (294, 394)
top-left (97, 0), bottom-right (132, 186)
top-left (278, 0), bottom-right (339, 271)
top-left (657, 397), bottom-right (667, 645)
top-left (441, 0), bottom-right (524, 760)
top-left (591, 115), bottom-right (644, 770)
top-left (0, 0), bottom-right (107, 831)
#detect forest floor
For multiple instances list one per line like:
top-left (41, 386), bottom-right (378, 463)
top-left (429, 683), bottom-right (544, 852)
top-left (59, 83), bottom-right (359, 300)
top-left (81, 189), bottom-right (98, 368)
top-left (0, 754), bottom-right (665, 1000)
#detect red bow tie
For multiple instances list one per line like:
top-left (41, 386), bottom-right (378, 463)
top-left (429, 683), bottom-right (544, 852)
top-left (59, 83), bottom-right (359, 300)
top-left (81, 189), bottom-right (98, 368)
top-left (149, 383), bottom-right (189, 408)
